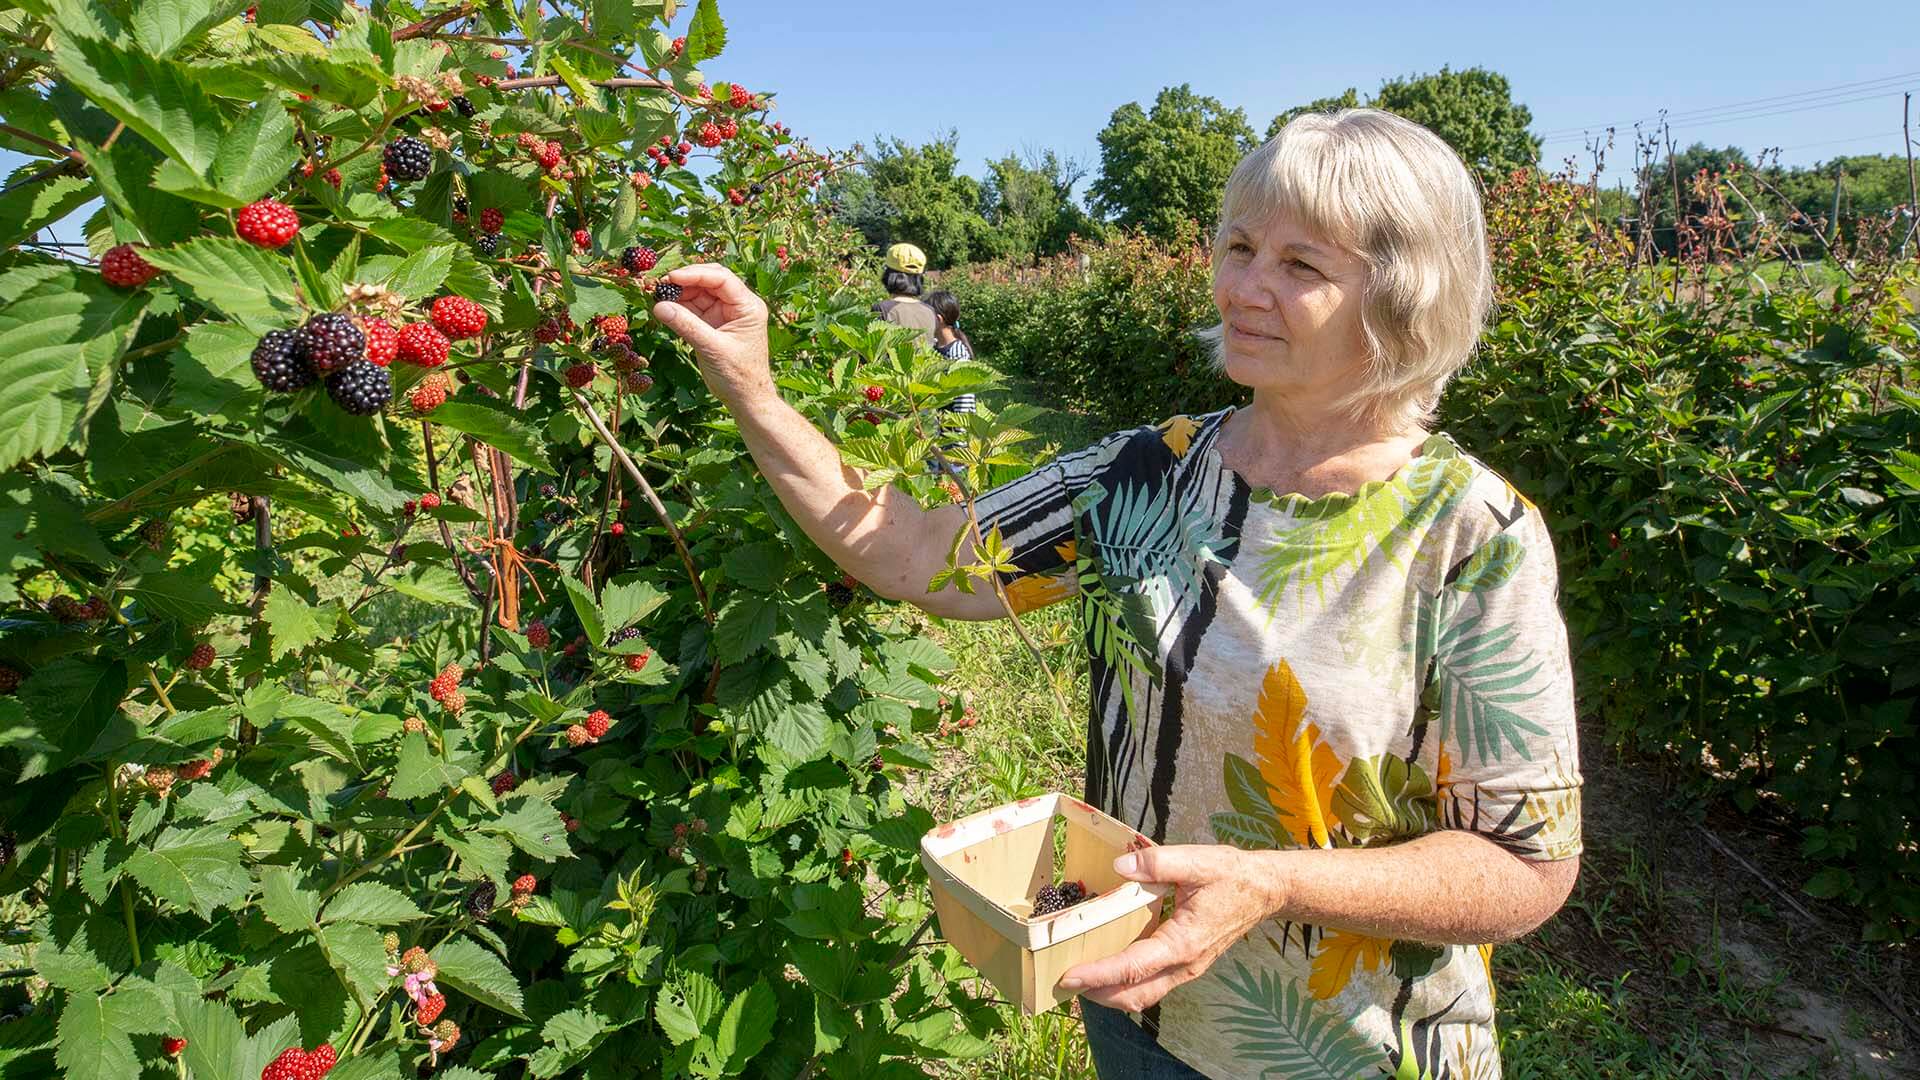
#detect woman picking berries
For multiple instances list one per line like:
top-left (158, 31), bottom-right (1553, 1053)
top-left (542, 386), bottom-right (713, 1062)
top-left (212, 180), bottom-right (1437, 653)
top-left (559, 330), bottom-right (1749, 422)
top-left (651, 110), bottom-right (1581, 1080)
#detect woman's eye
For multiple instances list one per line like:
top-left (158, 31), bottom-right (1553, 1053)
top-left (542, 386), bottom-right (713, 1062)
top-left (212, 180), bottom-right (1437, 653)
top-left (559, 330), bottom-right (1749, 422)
top-left (1290, 258), bottom-right (1320, 274)
top-left (1228, 241), bottom-right (1252, 255)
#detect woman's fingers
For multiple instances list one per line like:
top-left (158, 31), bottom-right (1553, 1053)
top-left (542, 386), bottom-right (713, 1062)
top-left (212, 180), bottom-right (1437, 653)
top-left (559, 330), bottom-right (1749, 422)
top-left (1057, 927), bottom-right (1188, 993)
top-left (651, 300), bottom-right (728, 353)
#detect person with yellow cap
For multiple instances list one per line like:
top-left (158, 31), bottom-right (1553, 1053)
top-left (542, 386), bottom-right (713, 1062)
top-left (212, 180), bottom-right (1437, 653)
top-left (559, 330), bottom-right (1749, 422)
top-left (872, 242), bottom-right (937, 346)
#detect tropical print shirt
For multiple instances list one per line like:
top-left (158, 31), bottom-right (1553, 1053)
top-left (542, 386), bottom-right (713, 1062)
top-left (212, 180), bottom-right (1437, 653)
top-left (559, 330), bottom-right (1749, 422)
top-left (972, 408), bottom-right (1582, 1080)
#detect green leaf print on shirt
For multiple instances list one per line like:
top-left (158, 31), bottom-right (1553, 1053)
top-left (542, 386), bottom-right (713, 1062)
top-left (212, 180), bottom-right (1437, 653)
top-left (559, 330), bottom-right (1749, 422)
top-left (1247, 435), bottom-right (1478, 613)
top-left (1214, 960), bottom-right (1390, 1078)
top-left (1331, 755), bottom-right (1440, 844)
top-left (1433, 611), bottom-right (1550, 763)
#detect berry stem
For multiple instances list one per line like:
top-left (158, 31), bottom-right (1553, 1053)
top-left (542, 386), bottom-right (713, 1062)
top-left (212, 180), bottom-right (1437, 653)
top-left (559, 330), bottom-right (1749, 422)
top-left (83, 443), bottom-right (242, 523)
top-left (145, 668), bottom-right (176, 715)
top-left (422, 420), bottom-right (486, 604)
top-left (103, 769), bottom-right (144, 968)
top-left (569, 389), bottom-right (712, 622)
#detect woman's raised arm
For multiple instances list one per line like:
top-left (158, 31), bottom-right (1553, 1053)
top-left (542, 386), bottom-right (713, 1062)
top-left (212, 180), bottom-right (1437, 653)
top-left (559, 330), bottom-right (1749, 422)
top-left (651, 264), bottom-right (1006, 620)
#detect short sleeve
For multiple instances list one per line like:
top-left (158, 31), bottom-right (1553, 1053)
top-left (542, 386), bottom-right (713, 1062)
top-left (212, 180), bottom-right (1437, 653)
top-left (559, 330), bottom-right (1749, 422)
top-left (1433, 503), bottom-right (1583, 861)
top-left (972, 428), bottom-right (1138, 614)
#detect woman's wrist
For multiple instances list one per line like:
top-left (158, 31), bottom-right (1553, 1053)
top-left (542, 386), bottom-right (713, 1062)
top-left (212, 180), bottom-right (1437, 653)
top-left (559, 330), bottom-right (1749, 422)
top-left (1249, 848), bottom-right (1295, 921)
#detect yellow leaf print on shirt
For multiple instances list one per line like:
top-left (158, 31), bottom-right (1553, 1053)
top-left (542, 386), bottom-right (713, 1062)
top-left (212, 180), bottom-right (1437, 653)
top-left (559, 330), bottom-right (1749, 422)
top-left (1004, 540), bottom-right (1079, 614)
top-left (1252, 660), bottom-right (1340, 849)
top-left (1158, 414), bottom-right (1200, 457)
top-left (1308, 928), bottom-right (1393, 999)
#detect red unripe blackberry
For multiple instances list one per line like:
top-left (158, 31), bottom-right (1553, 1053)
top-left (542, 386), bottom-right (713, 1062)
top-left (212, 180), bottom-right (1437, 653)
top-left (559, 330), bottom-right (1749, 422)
top-left (695, 121), bottom-right (723, 148)
top-left (383, 136), bottom-right (433, 182)
top-left (430, 295), bottom-right (488, 339)
top-left (419, 492), bottom-right (442, 510)
top-left (409, 374), bottom-right (448, 414)
top-left (236, 199), bottom-right (300, 248)
top-left (565, 724), bottom-right (591, 747)
top-left (653, 282), bottom-right (682, 302)
top-left (677, 142), bottom-right (691, 155)
top-left (0, 666), bottom-right (20, 695)
top-left (584, 710), bottom-right (612, 739)
top-left (324, 167), bottom-right (341, 188)
top-left (669, 35), bottom-right (685, 55)
top-left (299, 313), bottom-right (366, 373)
top-left (572, 228), bottom-right (591, 251)
top-left (511, 873), bottom-right (536, 895)
top-left (565, 362), bottom-right (597, 388)
top-left (480, 207), bottom-right (504, 233)
top-left (415, 991), bottom-right (446, 1026)
top-left (624, 651), bottom-right (649, 672)
top-left (716, 117), bottom-right (739, 141)
top-left (728, 84), bottom-right (753, 109)
top-left (625, 372), bottom-right (654, 394)
top-left (252, 330), bottom-right (316, 392)
top-left (186, 642), bottom-right (216, 670)
top-left (491, 771), bottom-right (517, 795)
top-left (100, 244), bottom-right (161, 287)
top-left (727, 188), bottom-right (745, 206)
top-left (325, 361), bottom-right (392, 415)
top-left (526, 620), bottom-right (550, 648)
top-left (621, 246), bottom-right (657, 273)
top-left (396, 322), bottom-right (450, 366)
top-left (161, 1036), bottom-right (187, 1057)
top-left (361, 317), bottom-right (398, 366)
top-left (609, 522), bottom-right (624, 537)
top-left (862, 385), bottom-right (883, 403)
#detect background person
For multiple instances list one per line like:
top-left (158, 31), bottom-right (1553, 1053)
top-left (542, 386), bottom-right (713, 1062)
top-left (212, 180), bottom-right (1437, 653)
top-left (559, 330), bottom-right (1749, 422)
top-left (649, 108), bottom-right (1581, 1080)
top-left (872, 242), bottom-right (938, 346)
top-left (925, 290), bottom-right (977, 417)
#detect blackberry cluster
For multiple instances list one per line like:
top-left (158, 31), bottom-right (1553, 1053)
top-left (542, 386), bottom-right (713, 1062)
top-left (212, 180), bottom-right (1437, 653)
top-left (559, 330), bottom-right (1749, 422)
top-left (1030, 880), bottom-right (1090, 917)
top-left (476, 232), bottom-right (501, 257)
top-left (452, 96), bottom-right (475, 118)
top-left (384, 136), bottom-right (433, 182)
top-left (326, 361), bottom-right (392, 415)
top-left (653, 282), bottom-right (682, 302)
top-left (466, 878), bottom-right (497, 918)
top-left (824, 581), bottom-right (855, 609)
top-left (251, 329), bottom-right (316, 392)
top-left (606, 625), bottom-right (643, 647)
top-left (299, 313), bottom-right (365, 373)
top-left (453, 195), bottom-right (469, 216)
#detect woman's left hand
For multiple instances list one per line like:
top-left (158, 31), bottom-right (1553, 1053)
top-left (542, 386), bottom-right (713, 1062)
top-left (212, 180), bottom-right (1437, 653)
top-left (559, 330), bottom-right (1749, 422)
top-left (1058, 845), bottom-right (1284, 1013)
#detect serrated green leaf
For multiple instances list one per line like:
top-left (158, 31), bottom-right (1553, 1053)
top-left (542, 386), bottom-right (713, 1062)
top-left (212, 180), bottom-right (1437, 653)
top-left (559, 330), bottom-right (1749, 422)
top-left (263, 588), bottom-right (328, 660)
top-left (317, 921), bottom-right (392, 1003)
top-left (390, 564), bottom-right (476, 607)
top-left (53, 30), bottom-right (224, 174)
top-left (170, 320), bottom-right (264, 421)
top-left (124, 552), bottom-right (233, 624)
top-left (383, 242), bottom-right (458, 300)
top-left (389, 731), bottom-right (467, 799)
top-left (126, 823), bottom-right (250, 917)
top-left (601, 577), bottom-right (668, 629)
top-left (433, 934), bottom-right (527, 1018)
top-left (484, 796), bottom-right (571, 861)
top-left (141, 236), bottom-right (300, 328)
top-left (323, 881), bottom-right (427, 924)
top-left (133, 0), bottom-right (250, 56)
top-left (716, 978), bottom-right (775, 1069)
top-left (213, 101), bottom-right (301, 205)
top-left (561, 576), bottom-right (605, 650)
top-left (55, 992), bottom-right (140, 1077)
top-left (722, 542), bottom-right (789, 592)
top-left (764, 701), bottom-right (828, 760)
top-left (714, 594), bottom-right (778, 663)
top-left (257, 865), bottom-right (320, 932)
top-left (422, 399), bottom-right (550, 470)
top-left (16, 655), bottom-right (128, 780)
top-left (0, 169), bottom-right (94, 250)
top-left (0, 262), bottom-right (149, 472)
top-left (684, 0), bottom-right (726, 62)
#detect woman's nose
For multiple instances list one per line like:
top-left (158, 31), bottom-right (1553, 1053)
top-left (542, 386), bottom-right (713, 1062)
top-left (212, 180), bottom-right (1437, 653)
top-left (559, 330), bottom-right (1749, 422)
top-left (1225, 266), bottom-right (1275, 310)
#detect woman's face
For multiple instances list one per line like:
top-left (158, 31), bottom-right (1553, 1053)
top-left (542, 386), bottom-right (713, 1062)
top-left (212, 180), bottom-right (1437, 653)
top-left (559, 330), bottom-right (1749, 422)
top-left (1212, 213), bottom-right (1372, 402)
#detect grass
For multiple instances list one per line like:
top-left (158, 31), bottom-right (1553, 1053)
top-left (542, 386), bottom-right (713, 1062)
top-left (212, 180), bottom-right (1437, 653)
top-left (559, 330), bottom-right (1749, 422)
top-left (909, 362), bottom-right (1912, 1079)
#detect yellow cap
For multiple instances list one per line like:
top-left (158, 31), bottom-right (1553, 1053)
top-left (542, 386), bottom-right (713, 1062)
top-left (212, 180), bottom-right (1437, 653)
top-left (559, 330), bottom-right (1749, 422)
top-left (884, 243), bottom-right (927, 274)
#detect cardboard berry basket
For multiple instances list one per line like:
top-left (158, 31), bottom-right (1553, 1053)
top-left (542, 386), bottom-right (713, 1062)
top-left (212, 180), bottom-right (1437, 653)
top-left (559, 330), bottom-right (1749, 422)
top-left (920, 793), bottom-right (1172, 1015)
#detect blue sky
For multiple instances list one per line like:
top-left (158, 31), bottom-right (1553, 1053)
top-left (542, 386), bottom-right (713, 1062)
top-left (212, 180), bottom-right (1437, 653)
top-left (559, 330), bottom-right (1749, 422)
top-left (681, 0), bottom-right (1918, 194)
top-left (9, 0), bottom-right (1917, 244)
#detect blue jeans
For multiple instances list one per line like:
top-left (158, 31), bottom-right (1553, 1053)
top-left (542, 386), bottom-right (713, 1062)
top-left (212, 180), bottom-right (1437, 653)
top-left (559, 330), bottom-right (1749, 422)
top-left (1081, 999), bottom-right (1207, 1079)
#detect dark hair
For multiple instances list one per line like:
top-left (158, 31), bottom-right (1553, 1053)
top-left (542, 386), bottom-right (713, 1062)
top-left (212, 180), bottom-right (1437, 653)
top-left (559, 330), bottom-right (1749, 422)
top-left (880, 267), bottom-right (924, 297)
top-left (925, 290), bottom-right (972, 355)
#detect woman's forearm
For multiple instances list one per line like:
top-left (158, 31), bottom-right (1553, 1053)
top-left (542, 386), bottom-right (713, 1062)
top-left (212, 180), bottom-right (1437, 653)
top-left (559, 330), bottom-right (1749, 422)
top-left (1252, 832), bottom-right (1579, 945)
top-left (722, 384), bottom-right (989, 613)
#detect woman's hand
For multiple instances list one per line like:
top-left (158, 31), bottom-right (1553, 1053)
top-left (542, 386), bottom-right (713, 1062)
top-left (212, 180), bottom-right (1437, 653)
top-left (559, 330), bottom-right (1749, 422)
top-left (650, 264), bottom-right (774, 406)
top-left (1057, 845), bottom-right (1284, 1013)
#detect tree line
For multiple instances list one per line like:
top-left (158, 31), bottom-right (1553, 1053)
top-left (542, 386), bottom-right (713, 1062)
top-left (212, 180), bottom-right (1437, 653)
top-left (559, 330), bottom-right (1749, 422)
top-left (827, 65), bottom-right (1913, 269)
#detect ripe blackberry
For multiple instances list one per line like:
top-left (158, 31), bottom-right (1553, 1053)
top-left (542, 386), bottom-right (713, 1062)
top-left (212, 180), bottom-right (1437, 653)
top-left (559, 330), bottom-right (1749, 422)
top-left (452, 95), bottom-right (475, 118)
top-left (465, 878), bottom-right (496, 918)
top-left (252, 330), bottom-right (316, 392)
top-left (621, 246), bottom-right (657, 273)
top-left (453, 196), bottom-right (469, 217)
top-left (476, 232), bottom-right (501, 257)
top-left (0, 833), bottom-right (14, 868)
top-left (1031, 884), bottom-right (1067, 916)
top-left (625, 372), bottom-right (654, 394)
top-left (653, 282), bottom-right (682, 303)
top-left (565, 362), bottom-right (596, 388)
top-left (299, 313), bottom-right (365, 373)
top-left (383, 136), bottom-right (433, 182)
top-left (325, 361), bottom-right (392, 415)
top-left (749, 182), bottom-right (764, 196)
top-left (0, 665), bottom-right (20, 695)
top-left (824, 581), bottom-right (854, 609)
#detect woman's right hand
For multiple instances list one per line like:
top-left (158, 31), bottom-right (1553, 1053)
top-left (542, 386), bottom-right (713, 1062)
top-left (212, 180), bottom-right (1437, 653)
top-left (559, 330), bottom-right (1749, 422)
top-left (650, 264), bottom-right (775, 407)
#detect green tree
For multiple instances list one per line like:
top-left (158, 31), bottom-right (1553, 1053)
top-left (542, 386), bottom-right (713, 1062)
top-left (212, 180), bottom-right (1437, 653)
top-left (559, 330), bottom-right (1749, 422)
top-left (1269, 67), bottom-right (1539, 183)
top-left (826, 132), bottom-right (995, 269)
top-left (1089, 84), bottom-right (1256, 241)
top-left (979, 149), bottom-right (1099, 263)
top-left (1266, 88), bottom-right (1362, 140)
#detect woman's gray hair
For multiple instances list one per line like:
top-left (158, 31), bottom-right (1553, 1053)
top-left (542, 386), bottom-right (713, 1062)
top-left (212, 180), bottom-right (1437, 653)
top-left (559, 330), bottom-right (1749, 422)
top-left (1204, 108), bottom-right (1494, 430)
